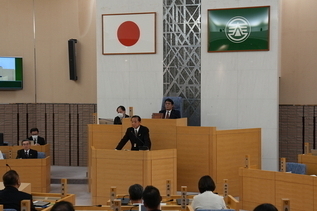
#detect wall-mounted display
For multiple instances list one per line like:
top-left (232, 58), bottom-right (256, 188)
top-left (208, 6), bottom-right (270, 52)
top-left (0, 57), bottom-right (23, 90)
top-left (102, 12), bottom-right (156, 55)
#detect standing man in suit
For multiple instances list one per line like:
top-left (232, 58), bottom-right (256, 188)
top-left (16, 140), bottom-right (38, 159)
top-left (115, 115), bottom-right (151, 151)
top-left (0, 170), bottom-right (37, 211)
top-left (27, 127), bottom-right (46, 145)
top-left (159, 98), bottom-right (181, 119)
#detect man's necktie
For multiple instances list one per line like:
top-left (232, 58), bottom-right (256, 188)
top-left (165, 111), bottom-right (170, 119)
top-left (25, 151), bottom-right (28, 158)
top-left (134, 129), bottom-right (138, 136)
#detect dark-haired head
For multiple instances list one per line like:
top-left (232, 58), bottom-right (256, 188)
top-left (129, 184), bottom-right (143, 201)
top-left (142, 186), bottom-right (162, 210)
top-left (253, 203), bottom-right (278, 211)
top-left (30, 128), bottom-right (39, 133)
top-left (198, 175), bottom-right (216, 193)
top-left (117, 106), bottom-right (126, 112)
top-left (51, 201), bottom-right (75, 211)
top-left (3, 170), bottom-right (20, 187)
top-left (131, 115), bottom-right (141, 122)
top-left (164, 98), bottom-right (174, 105)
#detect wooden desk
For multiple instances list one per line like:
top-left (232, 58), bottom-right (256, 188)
top-left (239, 167), bottom-right (317, 211)
top-left (33, 192), bottom-right (75, 211)
top-left (0, 157), bottom-right (50, 192)
top-left (88, 120), bottom-right (261, 196)
top-left (298, 154), bottom-right (317, 175)
top-left (90, 148), bottom-right (177, 205)
top-left (0, 144), bottom-right (50, 159)
top-left (0, 182), bottom-right (31, 193)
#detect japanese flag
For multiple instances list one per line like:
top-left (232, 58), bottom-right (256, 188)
top-left (102, 12), bottom-right (156, 55)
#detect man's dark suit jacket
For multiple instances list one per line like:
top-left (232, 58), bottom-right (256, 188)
top-left (16, 149), bottom-right (38, 159)
top-left (27, 136), bottom-right (46, 145)
top-left (0, 186), bottom-right (36, 211)
top-left (115, 125), bottom-right (151, 150)
top-left (159, 109), bottom-right (181, 119)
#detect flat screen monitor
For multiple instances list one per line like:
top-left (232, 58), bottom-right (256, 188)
top-left (0, 57), bottom-right (23, 90)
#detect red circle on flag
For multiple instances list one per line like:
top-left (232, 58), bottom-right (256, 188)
top-left (117, 21), bottom-right (140, 47)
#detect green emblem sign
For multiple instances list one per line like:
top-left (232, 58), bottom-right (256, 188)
top-left (208, 6), bottom-right (270, 52)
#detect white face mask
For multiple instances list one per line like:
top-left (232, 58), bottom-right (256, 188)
top-left (117, 113), bottom-right (124, 118)
top-left (32, 135), bottom-right (38, 139)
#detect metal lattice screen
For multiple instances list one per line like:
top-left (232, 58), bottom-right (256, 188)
top-left (163, 0), bottom-right (201, 126)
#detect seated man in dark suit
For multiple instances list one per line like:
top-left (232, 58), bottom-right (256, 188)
top-left (27, 127), bottom-right (46, 145)
top-left (0, 170), bottom-right (36, 211)
top-left (115, 115), bottom-right (151, 151)
top-left (16, 140), bottom-right (38, 159)
top-left (159, 98), bottom-right (181, 119)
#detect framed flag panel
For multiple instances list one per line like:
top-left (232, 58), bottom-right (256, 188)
top-left (208, 6), bottom-right (270, 52)
top-left (102, 12), bottom-right (156, 55)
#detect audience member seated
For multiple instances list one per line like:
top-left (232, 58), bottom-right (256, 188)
top-left (142, 185), bottom-right (162, 211)
top-left (159, 98), bottom-right (181, 119)
top-left (114, 106), bottom-right (130, 125)
top-left (191, 175), bottom-right (226, 210)
top-left (16, 140), bottom-right (38, 159)
top-left (27, 127), bottom-right (46, 145)
top-left (115, 115), bottom-right (151, 151)
top-left (129, 184), bottom-right (143, 205)
top-left (0, 170), bottom-right (36, 211)
top-left (253, 203), bottom-right (278, 211)
top-left (51, 201), bottom-right (75, 211)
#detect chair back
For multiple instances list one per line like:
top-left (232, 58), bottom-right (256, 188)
top-left (37, 152), bottom-right (46, 158)
top-left (286, 162), bottom-right (306, 174)
top-left (161, 97), bottom-right (183, 117)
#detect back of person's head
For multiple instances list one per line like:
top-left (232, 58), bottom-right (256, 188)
top-left (30, 128), bottom-right (39, 133)
top-left (142, 186), bottom-right (162, 210)
top-left (253, 203), bottom-right (278, 211)
top-left (129, 184), bottom-right (143, 201)
top-left (198, 175), bottom-right (216, 193)
top-left (3, 170), bottom-right (20, 187)
top-left (51, 201), bottom-right (75, 211)
top-left (165, 98), bottom-right (174, 105)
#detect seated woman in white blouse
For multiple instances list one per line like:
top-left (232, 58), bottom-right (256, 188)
top-left (191, 175), bottom-right (226, 210)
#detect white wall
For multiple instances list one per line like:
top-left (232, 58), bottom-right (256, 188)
top-left (201, 0), bottom-right (280, 171)
top-left (96, 0), bottom-right (163, 120)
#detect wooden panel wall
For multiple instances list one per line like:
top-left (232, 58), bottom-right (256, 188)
top-left (240, 168), bottom-right (317, 211)
top-left (0, 103), bottom-right (96, 166)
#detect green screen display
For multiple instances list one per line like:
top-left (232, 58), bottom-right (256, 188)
top-left (208, 6), bottom-right (270, 52)
top-left (0, 57), bottom-right (23, 90)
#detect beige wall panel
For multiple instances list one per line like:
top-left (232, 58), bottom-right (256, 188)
top-left (280, 0), bottom-right (317, 104)
top-left (33, 0), bottom-right (96, 103)
top-left (0, 0), bottom-right (96, 103)
top-left (0, 0), bottom-right (35, 102)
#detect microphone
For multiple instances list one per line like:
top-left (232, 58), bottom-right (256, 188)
top-left (6, 164), bottom-right (11, 170)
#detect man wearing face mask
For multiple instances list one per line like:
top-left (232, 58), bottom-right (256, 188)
top-left (27, 128), bottom-right (46, 145)
top-left (114, 105), bottom-right (130, 125)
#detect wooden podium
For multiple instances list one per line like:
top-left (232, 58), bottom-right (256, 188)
top-left (90, 148), bottom-right (177, 205)
top-left (0, 157), bottom-right (50, 192)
